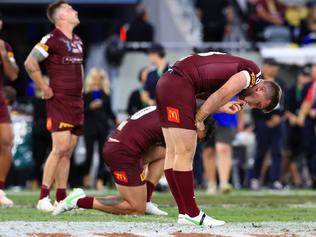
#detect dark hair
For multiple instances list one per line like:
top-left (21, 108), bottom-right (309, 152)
top-left (262, 80), bottom-right (282, 113)
top-left (203, 117), bottom-right (217, 140)
top-left (147, 43), bottom-right (166, 58)
top-left (138, 67), bottom-right (147, 82)
top-left (47, 0), bottom-right (67, 23)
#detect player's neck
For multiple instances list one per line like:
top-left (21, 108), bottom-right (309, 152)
top-left (56, 23), bottom-right (74, 39)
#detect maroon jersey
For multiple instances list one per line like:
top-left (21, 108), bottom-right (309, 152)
top-left (35, 28), bottom-right (83, 97)
top-left (109, 106), bottom-right (164, 156)
top-left (0, 41), bottom-right (15, 92)
top-left (172, 52), bottom-right (262, 94)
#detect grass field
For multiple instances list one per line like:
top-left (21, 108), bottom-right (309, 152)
top-left (1, 189), bottom-right (316, 236)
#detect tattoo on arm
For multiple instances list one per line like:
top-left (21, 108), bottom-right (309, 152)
top-left (96, 196), bottom-right (124, 206)
top-left (30, 47), bottom-right (46, 62)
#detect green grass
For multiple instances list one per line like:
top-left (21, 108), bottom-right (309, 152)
top-left (1, 189), bottom-right (316, 223)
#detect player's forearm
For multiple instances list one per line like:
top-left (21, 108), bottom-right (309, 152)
top-left (1, 55), bottom-right (19, 81)
top-left (24, 57), bottom-right (48, 91)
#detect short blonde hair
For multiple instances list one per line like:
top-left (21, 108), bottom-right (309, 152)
top-left (85, 68), bottom-right (111, 95)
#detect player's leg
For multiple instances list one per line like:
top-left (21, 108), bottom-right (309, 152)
top-left (0, 123), bottom-right (14, 207)
top-left (38, 131), bottom-right (74, 211)
top-left (202, 146), bottom-right (217, 194)
top-left (54, 134), bottom-right (78, 203)
top-left (143, 145), bottom-right (168, 215)
top-left (162, 128), bottom-right (186, 218)
top-left (216, 142), bottom-right (233, 192)
top-left (170, 127), bottom-right (225, 227)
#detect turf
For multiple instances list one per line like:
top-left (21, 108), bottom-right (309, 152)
top-left (1, 189), bottom-right (316, 223)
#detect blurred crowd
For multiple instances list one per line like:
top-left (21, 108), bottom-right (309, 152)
top-left (1, 0), bottom-right (316, 194)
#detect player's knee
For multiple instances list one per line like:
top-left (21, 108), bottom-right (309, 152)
top-left (52, 143), bottom-right (72, 158)
top-left (0, 137), bottom-right (13, 151)
top-left (176, 143), bottom-right (195, 156)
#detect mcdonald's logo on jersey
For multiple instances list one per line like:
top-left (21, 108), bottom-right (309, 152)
top-left (113, 171), bottom-right (128, 183)
top-left (167, 107), bottom-right (180, 123)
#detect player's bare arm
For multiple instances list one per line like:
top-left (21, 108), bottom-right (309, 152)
top-left (0, 39), bottom-right (19, 80)
top-left (96, 196), bottom-right (124, 206)
top-left (24, 47), bottom-right (53, 99)
top-left (196, 71), bottom-right (247, 124)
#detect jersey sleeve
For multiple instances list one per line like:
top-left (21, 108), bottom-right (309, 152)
top-left (241, 61), bottom-right (262, 89)
top-left (34, 33), bottom-right (56, 58)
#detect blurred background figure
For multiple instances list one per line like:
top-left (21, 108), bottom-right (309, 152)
top-left (202, 102), bottom-right (243, 194)
top-left (300, 1), bottom-right (316, 45)
top-left (82, 68), bottom-right (117, 190)
top-left (141, 43), bottom-right (168, 106)
top-left (249, 58), bottom-right (286, 190)
top-left (195, 0), bottom-right (233, 42)
top-left (283, 66), bottom-right (311, 188)
top-left (127, 67), bottom-right (148, 116)
top-left (126, 4), bottom-right (154, 42)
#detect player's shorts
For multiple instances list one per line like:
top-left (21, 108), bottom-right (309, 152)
top-left (203, 126), bottom-right (236, 148)
top-left (103, 141), bottom-right (145, 186)
top-left (0, 93), bottom-right (11, 124)
top-left (156, 70), bottom-right (196, 130)
top-left (46, 94), bottom-right (83, 136)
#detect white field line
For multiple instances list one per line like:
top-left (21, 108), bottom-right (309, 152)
top-left (0, 221), bottom-right (316, 237)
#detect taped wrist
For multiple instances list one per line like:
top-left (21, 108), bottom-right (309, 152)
top-left (195, 109), bottom-right (210, 123)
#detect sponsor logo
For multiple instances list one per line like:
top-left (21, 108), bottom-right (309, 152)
top-left (59, 122), bottom-right (74, 129)
top-left (113, 171), bottom-right (128, 183)
top-left (140, 170), bottom-right (145, 182)
top-left (167, 107), bottom-right (180, 123)
top-left (250, 72), bottom-right (256, 87)
top-left (62, 56), bottom-right (83, 64)
top-left (46, 117), bottom-right (52, 131)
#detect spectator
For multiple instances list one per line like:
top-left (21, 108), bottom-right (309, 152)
top-left (250, 58), bottom-right (286, 190)
top-left (195, 0), bottom-right (233, 42)
top-left (284, 66), bottom-right (311, 187)
top-left (141, 43), bottom-right (168, 105)
top-left (202, 103), bottom-right (243, 194)
top-left (297, 64), bottom-right (316, 188)
top-left (255, 0), bottom-right (288, 41)
top-left (82, 68), bottom-right (117, 190)
top-left (300, 2), bottom-right (316, 45)
top-left (285, 2), bottom-right (307, 43)
top-left (126, 4), bottom-right (154, 42)
top-left (127, 67), bottom-right (148, 116)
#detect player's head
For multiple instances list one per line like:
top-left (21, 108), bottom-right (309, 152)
top-left (47, 0), bottom-right (79, 26)
top-left (147, 43), bottom-right (166, 66)
top-left (240, 80), bottom-right (282, 113)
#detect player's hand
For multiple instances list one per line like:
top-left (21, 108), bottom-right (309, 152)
top-left (42, 86), bottom-right (54, 99)
top-left (220, 101), bottom-right (244, 114)
top-left (0, 39), bottom-right (7, 57)
top-left (196, 120), bottom-right (205, 139)
top-left (90, 99), bottom-right (103, 110)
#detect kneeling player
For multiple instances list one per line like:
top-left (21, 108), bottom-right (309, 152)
top-left (53, 102), bottom-right (239, 217)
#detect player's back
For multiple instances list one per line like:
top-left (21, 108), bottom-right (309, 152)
top-left (172, 52), bottom-right (261, 94)
top-left (109, 106), bottom-right (163, 156)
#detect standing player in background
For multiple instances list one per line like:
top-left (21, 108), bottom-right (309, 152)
top-left (156, 52), bottom-right (281, 227)
top-left (0, 11), bottom-right (19, 207)
top-left (24, 0), bottom-right (84, 212)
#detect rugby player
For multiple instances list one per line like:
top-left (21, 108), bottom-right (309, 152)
top-left (24, 0), bottom-right (84, 212)
top-left (155, 52), bottom-right (281, 227)
top-left (53, 102), bottom-right (240, 216)
top-left (0, 12), bottom-right (19, 207)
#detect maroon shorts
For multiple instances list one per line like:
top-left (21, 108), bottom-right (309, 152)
top-left (0, 93), bottom-right (11, 124)
top-left (103, 141), bottom-right (145, 186)
top-left (46, 95), bottom-right (83, 136)
top-left (156, 72), bottom-right (196, 130)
